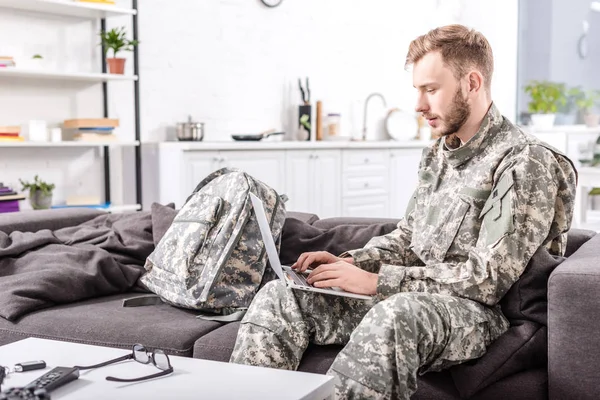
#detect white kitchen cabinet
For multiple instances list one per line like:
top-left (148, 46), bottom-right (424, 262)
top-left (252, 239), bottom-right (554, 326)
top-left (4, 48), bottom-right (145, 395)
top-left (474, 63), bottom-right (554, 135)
top-left (219, 151), bottom-right (286, 194)
top-left (142, 142), bottom-right (428, 218)
top-left (285, 150), bottom-right (341, 218)
top-left (184, 150), bottom-right (285, 204)
top-left (389, 148), bottom-right (422, 218)
top-left (185, 151), bottom-right (221, 198)
top-left (340, 149), bottom-right (390, 217)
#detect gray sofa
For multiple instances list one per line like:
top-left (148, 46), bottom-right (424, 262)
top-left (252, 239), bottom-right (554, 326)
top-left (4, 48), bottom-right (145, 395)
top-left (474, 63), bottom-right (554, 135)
top-left (0, 207), bottom-right (598, 399)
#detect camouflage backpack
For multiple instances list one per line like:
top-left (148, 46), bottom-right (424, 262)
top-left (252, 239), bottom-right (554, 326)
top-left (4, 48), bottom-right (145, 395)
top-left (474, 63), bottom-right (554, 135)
top-left (131, 168), bottom-right (286, 320)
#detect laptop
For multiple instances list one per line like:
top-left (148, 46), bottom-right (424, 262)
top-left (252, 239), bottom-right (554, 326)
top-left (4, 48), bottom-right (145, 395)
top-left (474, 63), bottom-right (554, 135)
top-left (250, 192), bottom-right (373, 301)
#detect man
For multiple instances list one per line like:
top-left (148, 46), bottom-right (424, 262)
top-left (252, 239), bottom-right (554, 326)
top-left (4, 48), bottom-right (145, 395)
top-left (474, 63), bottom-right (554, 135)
top-left (230, 24), bottom-right (577, 399)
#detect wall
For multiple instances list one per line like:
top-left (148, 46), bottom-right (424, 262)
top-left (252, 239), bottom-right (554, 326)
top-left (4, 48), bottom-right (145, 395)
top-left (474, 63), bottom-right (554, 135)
top-left (0, 0), bottom-right (519, 208)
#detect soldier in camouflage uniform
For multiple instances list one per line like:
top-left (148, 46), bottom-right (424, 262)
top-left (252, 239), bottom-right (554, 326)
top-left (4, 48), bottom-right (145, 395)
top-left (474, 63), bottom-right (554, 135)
top-left (230, 24), bottom-right (577, 399)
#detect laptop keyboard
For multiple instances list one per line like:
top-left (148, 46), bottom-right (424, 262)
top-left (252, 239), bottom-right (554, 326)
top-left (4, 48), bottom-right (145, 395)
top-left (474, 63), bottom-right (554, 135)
top-left (286, 270), bottom-right (312, 287)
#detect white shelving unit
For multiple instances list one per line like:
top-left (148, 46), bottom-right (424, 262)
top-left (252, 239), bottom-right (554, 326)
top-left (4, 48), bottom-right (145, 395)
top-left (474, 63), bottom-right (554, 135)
top-left (0, 0), bottom-right (142, 212)
top-left (0, 68), bottom-right (137, 82)
top-left (0, 0), bottom-right (136, 19)
top-left (0, 140), bottom-right (140, 147)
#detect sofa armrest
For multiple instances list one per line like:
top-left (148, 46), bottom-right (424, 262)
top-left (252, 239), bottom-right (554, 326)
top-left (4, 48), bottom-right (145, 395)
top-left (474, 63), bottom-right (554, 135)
top-left (548, 234), bottom-right (600, 400)
top-left (0, 208), bottom-right (105, 234)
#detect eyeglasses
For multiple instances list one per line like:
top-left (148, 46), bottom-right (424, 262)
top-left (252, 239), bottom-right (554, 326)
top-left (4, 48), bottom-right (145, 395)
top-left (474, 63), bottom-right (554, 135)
top-left (74, 344), bottom-right (173, 383)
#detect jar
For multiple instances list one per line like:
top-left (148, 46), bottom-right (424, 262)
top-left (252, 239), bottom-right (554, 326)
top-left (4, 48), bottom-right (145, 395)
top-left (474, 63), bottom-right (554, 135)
top-left (325, 113), bottom-right (341, 139)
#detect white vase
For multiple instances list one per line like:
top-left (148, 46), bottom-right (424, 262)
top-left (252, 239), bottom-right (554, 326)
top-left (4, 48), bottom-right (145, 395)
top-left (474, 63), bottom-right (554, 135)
top-left (530, 114), bottom-right (556, 131)
top-left (584, 114), bottom-right (600, 128)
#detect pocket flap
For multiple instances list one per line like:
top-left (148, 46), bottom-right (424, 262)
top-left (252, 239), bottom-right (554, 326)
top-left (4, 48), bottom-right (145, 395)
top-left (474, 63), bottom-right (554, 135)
top-left (479, 172), bottom-right (515, 218)
top-left (175, 193), bottom-right (223, 225)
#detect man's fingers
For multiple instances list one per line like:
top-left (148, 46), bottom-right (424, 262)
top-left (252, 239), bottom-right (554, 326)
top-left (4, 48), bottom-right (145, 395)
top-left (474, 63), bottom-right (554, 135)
top-left (293, 252), bottom-right (311, 270)
top-left (300, 254), bottom-right (319, 272)
top-left (313, 278), bottom-right (342, 289)
top-left (307, 269), bottom-right (340, 284)
top-left (307, 263), bottom-right (338, 280)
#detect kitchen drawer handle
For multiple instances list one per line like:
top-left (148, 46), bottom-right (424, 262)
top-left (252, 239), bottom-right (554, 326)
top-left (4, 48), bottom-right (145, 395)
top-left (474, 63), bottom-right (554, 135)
top-left (364, 182), bottom-right (369, 188)
top-left (364, 158), bottom-right (370, 163)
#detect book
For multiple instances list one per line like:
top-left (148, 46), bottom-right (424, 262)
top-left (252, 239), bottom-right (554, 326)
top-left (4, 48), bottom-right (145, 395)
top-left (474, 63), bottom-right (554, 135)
top-left (0, 201), bottom-right (19, 213)
top-left (0, 126), bottom-right (21, 134)
top-left (63, 118), bottom-right (119, 129)
top-left (0, 194), bottom-right (26, 201)
top-left (73, 133), bottom-right (117, 141)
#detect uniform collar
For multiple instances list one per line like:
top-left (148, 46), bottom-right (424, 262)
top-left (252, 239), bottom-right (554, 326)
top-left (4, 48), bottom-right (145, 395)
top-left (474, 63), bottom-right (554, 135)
top-left (442, 102), bottom-right (503, 167)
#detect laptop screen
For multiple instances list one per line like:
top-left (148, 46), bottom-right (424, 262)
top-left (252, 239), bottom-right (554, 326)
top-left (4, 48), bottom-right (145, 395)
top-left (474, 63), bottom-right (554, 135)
top-left (249, 193), bottom-right (285, 281)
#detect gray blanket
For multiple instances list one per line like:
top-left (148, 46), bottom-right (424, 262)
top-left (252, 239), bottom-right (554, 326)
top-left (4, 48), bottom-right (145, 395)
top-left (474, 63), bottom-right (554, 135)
top-left (0, 212), bottom-right (154, 321)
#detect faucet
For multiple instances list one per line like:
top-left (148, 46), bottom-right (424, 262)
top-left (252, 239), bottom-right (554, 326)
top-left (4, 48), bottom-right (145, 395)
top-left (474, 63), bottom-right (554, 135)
top-left (362, 92), bottom-right (388, 141)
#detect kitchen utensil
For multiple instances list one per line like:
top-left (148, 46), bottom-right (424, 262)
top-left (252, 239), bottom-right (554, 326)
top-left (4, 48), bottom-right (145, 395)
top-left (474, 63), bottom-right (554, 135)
top-left (298, 77), bottom-right (310, 105)
top-left (231, 130), bottom-right (284, 141)
top-left (385, 108), bottom-right (419, 141)
top-left (176, 116), bottom-right (205, 141)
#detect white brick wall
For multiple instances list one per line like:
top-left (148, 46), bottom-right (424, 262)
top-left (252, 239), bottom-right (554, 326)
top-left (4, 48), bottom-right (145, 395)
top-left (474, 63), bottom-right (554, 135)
top-left (0, 0), bottom-right (518, 207)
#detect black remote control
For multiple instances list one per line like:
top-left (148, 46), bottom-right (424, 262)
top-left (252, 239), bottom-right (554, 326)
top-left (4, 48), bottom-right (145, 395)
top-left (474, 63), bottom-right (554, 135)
top-left (24, 367), bottom-right (79, 393)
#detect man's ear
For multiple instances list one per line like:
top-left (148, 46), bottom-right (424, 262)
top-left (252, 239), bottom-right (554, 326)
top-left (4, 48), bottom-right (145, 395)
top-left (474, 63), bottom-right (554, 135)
top-left (467, 71), bottom-right (484, 94)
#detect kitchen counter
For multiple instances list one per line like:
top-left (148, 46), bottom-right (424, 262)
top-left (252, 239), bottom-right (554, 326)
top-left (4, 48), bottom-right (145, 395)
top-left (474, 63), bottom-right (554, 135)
top-left (144, 139), bottom-right (433, 151)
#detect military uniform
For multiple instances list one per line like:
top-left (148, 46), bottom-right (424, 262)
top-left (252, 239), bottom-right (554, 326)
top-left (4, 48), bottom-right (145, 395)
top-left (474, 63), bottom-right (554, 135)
top-left (230, 103), bottom-right (577, 399)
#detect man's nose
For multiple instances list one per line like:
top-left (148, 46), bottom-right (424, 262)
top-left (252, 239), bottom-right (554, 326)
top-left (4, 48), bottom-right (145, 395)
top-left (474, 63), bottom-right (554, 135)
top-left (415, 96), bottom-right (428, 113)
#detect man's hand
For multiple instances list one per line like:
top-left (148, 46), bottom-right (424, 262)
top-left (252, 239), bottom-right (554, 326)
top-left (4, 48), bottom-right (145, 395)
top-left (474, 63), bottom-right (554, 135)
top-left (292, 251), bottom-right (354, 273)
top-left (306, 260), bottom-right (378, 296)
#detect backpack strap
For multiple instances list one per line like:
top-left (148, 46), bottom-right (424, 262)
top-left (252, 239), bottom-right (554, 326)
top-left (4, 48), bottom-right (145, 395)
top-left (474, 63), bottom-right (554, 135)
top-left (123, 295), bottom-right (247, 322)
top-left (196, 309), bottom-right (247, 322)
top-left (122, 294), bottom-right (164, 307)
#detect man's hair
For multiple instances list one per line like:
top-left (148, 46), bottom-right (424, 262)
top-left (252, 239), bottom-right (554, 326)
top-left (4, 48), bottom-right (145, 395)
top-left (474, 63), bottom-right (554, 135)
top-left (406, 24), bottom-right (494, 91)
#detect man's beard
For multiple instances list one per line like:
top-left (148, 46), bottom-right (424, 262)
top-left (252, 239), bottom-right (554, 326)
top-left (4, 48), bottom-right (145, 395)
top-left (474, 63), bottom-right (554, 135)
top-left (426, 87), bottom-right (471, 138)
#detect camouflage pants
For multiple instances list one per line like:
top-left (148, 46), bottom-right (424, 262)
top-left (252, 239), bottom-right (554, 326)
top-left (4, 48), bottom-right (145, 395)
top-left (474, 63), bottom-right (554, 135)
top-left (230, 280), bottom-right (509, 399)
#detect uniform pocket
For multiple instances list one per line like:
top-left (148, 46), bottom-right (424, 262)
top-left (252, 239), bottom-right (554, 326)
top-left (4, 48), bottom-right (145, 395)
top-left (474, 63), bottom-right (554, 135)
top-left (429, 197), bottom-right (470, 262)
top-left (479, 172), bottom-right (515, 247)
top-left (155, 194), bottom-right (223, 277)
top-left (426, 297), bottom-right (493, 371)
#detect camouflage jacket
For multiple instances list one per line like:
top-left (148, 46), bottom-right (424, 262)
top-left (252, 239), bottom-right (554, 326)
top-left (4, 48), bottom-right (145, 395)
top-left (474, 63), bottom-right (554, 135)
top-left (344, 103), bottom-right (577, 305)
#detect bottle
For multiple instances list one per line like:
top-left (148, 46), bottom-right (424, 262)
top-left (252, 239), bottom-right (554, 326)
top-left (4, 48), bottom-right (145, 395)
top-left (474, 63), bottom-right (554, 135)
top-left (325, 113), bottom-right (341, 139)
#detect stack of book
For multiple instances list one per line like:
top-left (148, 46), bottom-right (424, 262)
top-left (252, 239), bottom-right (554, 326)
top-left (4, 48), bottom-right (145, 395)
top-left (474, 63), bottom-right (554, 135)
top-left (0, 56), bottom-right (15, 68)
top-left (63, 118), bottom-right (119, 141)
top-left (0, 126), bottom-right (24, 142)
top-left (0, 183), bottom-right (25, 213)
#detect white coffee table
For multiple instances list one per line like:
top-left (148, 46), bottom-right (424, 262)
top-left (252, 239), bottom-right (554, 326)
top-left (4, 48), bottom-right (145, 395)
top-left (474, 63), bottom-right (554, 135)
top-left (0, 338), bottom-right (334, 400)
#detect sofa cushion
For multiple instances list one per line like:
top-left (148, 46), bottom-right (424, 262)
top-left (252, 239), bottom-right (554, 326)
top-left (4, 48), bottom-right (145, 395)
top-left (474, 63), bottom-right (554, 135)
top-left (500, 247), bottom-right (566, 326)
top-left (280, 217), bottom-right (397, 265)
top-left (312, 217), bottom-right (400, 230)
top-left (565, 228), bottom-right (596, 257)
top-left (450, 321), bottom-right (547, 398)
top-left (150, 202), bottom-right (177, 245)
top-left (0, 293), bottom-right (223, 357)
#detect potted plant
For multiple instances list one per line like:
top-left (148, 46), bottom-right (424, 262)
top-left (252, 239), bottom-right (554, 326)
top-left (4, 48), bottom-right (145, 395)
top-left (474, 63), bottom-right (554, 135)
top-left (523, 80), bottom-right (566, 130)
top-left (575, 89), bottom-right (600, 127)
top-left (99, 26), bottom-right (139, 75)
top-left (556, 86), bottom-right (583, 125)
top-left (19, 175), bottom-right (55, 210)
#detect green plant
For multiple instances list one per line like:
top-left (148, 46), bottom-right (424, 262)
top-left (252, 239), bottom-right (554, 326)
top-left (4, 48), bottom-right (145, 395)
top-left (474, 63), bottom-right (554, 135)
top-left (575, 89), bottom-right (600, 113)
top-left (19, 175), bottom-right (55, 196)
top-left (523, 80), bottom-right (566, 114)
top-left (99, 26), bottom-right (139, 58)
top-left (558, 86), bottom-right (584, 113)
top-left (32, 54), bottom-right (43, 59)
